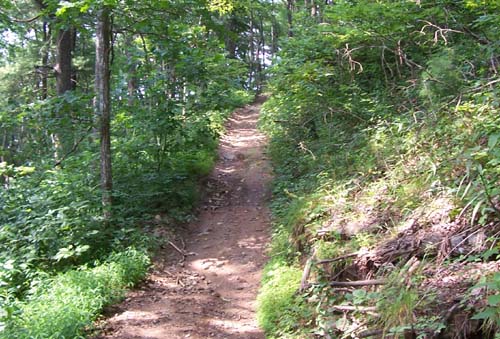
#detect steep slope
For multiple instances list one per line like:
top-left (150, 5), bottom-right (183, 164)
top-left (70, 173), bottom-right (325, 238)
top-left (257, 1), bottom-right (500, 338)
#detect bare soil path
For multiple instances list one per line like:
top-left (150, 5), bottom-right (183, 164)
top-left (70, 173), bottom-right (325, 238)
top-left (95, 98), bottom-right (271, 339)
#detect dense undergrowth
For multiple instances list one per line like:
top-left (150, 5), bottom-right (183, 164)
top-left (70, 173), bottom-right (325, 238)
top-left (1, 249), bottom-right (150, 338)
top-left (0, 80), bottom-right (252, 338)
top-left (258, 1), bottom-right (500, 338)
top-left (0, 0), bottom-right (270, 337)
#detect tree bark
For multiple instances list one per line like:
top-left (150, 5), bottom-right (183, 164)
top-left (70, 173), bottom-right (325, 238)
top-left (34, 0), bottom-right (75, 95)
top-left (271, 19), bottom-right (279, 57)
top-left (287, 0), bottom-right (294, 37)
top-left (125, 35), bottom-right (138, 106)
top-left (55, 28), bottom-right (74, 94)
top-left (311, 0), bottom-right (317, 18)
top-left (41, 21), bottom-right (49, 99)
top-left (224, 16), bottom-right (238, 59)
top-left (95, 6), bottom-right (113, 220)
top-left (33, 0), bottom-right (75, 159)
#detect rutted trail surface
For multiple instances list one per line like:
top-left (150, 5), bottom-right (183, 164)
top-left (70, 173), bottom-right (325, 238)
top-left (96, 98), bottom-right (271, 339)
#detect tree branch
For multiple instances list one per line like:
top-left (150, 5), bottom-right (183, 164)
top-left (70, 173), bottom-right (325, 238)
top-left (330, 279), bottom-right (385, 287)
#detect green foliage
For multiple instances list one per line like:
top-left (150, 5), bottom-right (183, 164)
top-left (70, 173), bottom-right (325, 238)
top-left (0, 164), bottom-right (102, 294)
top-left (257, 262), bottom-right (307, 338)
top-left (419, 49), bottom-right (465, 105)
top-left (471, 273), bottom-right (500, 329)
top-left (0, 0), bottom-right (258, 333)
top-left (377, 275), bottom-right (421, 334)
top-left (0, 248), bottom-right (150, 339)
top-left (259, 0), bottom-right (500, 337)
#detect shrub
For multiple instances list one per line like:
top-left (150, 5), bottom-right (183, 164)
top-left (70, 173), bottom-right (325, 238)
top-left (257, 263), bottom-right (306, 338)
top-left (0, 248), bottom-right (150, 339)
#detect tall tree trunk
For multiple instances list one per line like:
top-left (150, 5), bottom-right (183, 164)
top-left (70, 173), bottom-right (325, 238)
top-left (125, 35), bottom-right (138, 106)
top-left (55, 28), bottom-right (74, 95)
top-left (271, 20), bottom-right (278, 57)
top-left (258, 17), bottom-right (265, 92)
top-left (311, 0), bottom-right (318, 18)
top-left (224, 16), bottom-right (238, 59)
top-left (95, 6), bottom-right (112, 221)
top-left (287, 0), bottom-right (294, 37)
top-left (248, 13), bottom-right (255, 88)
top-left (41, 21), bottom-right (49, 99)
top-left (52, 28), bottom-right (75, 161)
top-left (33, 0), bottom-right (74, 159)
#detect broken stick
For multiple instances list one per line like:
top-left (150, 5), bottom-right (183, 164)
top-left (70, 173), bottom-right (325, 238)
top-left (330, 279), bottom-right (385, 287)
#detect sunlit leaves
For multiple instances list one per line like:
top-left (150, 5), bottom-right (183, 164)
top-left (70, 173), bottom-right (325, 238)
top-left (55, 0), bottom-right (118, 17)
top-left (208, 0), bottom-right (235, 13)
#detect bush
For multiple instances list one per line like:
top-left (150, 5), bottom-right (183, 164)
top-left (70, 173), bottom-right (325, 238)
top-left (257, 262), bottom-right (307, 338)
top-left (0, 248), bottom-right (150, 339)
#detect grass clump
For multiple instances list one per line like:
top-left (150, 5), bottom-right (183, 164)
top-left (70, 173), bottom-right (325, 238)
top-left (257, 261), bottom-right (308, 339)
top-left (0, 248), bottom-right (150, 339)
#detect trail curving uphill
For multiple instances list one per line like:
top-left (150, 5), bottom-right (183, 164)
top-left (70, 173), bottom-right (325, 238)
top-left (96, 97), bottom-right (271, 339)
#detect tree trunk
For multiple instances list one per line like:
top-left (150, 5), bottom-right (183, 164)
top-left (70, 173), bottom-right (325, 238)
top-left (33, 0), bottom-right (75, 159)
top-left (248, 12), bottom-right (255, 88)
top-left (287, 0), bottom-right (294, 37)
top-left (224, 16), bottom-right (238, 59)
top-left (95, 6), bottom-right (113, 221)
top-left (271, 19), bottom-right (278, 57)
top-left (55, 28), bottom-right (74, 95)
top-left (125, 35), bottom-right (138, 106)
top-left (311, 0), bottom-right (317, 18)
top-left (41, 21), bottom-right (49, 99)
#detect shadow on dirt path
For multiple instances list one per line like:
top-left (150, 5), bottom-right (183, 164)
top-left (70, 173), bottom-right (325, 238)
top-left (95, 97), bottom-right (271, 339)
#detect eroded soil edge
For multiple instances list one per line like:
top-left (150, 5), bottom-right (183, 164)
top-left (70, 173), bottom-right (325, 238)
top-left (95, 99), bottom-right (271, 339)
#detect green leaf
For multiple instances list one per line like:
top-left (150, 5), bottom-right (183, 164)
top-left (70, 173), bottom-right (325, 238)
top-left (489, 134), bottom-right (500, 149)
top-left (487, 294), bottom-right (500, 306)
top-left (472, 308), bottom-right (496, 320)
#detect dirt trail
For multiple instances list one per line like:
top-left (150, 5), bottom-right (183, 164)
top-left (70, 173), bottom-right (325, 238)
top-left (96, 98), bottom-right (271, 339)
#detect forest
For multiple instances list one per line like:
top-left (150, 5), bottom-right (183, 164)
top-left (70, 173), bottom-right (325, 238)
top-left (0, 0), bottom-right (499, 338)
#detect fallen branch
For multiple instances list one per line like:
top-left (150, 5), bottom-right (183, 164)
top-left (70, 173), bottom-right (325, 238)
top-left (330, 279), bottom-right (385, 287)
top-left (331, 305), bottom-right (377, 312)
top-left (168, 241), bottom-right (187, 258)
top-left (443, 303), bottom-right (461, 324)
top-left (54, 126), bottom-right (93, 168)
top-left (468, 78), bottom-right (500, 92)
top-left (317, 252), bottom-right (359, 264)
top-left (359, 329), bottom-right (383, 338)
top-left (300, 256), bottom-right (315, 292)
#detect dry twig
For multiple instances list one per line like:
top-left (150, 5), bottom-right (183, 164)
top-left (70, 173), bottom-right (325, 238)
top-left (330, 279), bottom-right (385, 287)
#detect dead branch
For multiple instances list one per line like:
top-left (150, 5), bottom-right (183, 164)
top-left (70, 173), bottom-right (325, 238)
top-left (342, 43), bottom-right (364, 73)
top-left (358, 329), bottom-right (384, 338)
top-left (468, 78), bottom-right (500, 93)
top-left (300, 255), bottom-right (315, 292)
top-left (168, 241), bottom-right (187, 258)
top-left (330, 279), bottom-right (385, 287)
top-left (331, 305), bottom-right (377, 312)
top-left (317, 252), bottom-right (359, 264)
top-left (11, 14), bottom-right (42, 23)
top-left (54, 126), bottom-right (93, 167)
top-left (418, 20), bottom-right (464, 45)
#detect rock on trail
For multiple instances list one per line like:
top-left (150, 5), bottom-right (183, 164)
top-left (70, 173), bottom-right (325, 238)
top-left (94, 98), bottom-right (271, 339)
